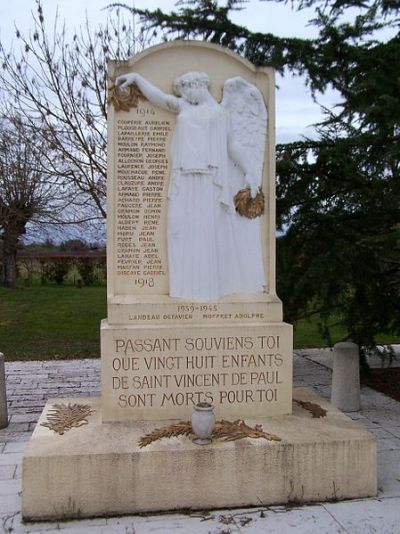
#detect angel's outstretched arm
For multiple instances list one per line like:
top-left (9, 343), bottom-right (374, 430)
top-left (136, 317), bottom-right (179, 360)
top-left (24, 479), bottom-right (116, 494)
top-left (116, 72), bottom-right (180, 113)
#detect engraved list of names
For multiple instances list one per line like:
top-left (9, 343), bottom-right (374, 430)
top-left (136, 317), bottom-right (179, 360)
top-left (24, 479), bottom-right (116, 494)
top-left (115, 103), bottom-right (173, 294)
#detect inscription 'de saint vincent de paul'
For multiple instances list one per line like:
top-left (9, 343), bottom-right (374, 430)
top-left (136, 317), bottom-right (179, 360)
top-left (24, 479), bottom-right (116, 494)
top-left (115, 103), bottom-right (172, 293)
top-left (108, 332), bottom-right (291, 416)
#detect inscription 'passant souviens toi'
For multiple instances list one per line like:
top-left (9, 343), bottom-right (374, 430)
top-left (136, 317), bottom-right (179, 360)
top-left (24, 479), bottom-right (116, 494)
top-left (109, 334), bottom-right (288, 409)
top-left (114, 334), bottom-right (280, 353)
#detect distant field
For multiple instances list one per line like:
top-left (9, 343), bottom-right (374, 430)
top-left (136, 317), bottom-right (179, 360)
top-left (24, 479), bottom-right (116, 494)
top-left (0, 285), bottom-right (106, 360)
top-left (293, 316), bottom-right (346, 349)
top-left (0, 285), bottom-right (398, 360)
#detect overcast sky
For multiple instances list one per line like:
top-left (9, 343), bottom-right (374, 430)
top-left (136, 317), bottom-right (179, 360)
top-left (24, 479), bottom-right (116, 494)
top-left (0, 0), bottom-right (340, 143)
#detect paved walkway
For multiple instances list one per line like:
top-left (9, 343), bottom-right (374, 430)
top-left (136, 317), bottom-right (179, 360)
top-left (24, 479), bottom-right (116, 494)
top-left (1, 350), bottom-right (400, 533)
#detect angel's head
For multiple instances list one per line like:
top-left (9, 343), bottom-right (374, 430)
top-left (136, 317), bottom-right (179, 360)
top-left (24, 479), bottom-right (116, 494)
top-left (173, 72), bottom-right (210, 105)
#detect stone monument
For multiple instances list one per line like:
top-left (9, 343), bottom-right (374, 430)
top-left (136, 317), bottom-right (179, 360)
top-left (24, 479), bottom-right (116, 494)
top-left (102, 40), bottom-right (293, 423)
top-left (21, 42), bottom-right (377, 521)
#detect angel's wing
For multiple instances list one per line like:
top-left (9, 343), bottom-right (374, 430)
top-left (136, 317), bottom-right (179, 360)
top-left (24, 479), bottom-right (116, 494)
top-left (221, 77), bottom-right (267, 188)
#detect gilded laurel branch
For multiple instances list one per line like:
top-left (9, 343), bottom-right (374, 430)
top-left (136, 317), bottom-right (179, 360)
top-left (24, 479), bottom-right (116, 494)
top-left (138, 419), bottom-right (281, 448)
top-left (41, 403), bottom-right (94, 435)
top-left (234, 187), bottom-right (265, 219)
top-left (293, 399), bottom-right (327, 418)
top-left (107, 80), bottom-right (145, 111)
top-left (138, 421), bottom-right (193, 448)
top-left (215, 419), bottom-right (281, 442)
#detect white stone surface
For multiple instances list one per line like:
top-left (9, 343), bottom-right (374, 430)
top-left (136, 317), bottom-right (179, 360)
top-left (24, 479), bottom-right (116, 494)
top-left (298, 346), bottom-right (400, 370)
top-left (378, 450), bottom-right (400, 497)
top-left (324, 498), bottom-right (400, 534)
top-left (108, 41), bottom-right (277, 302)
top-left (22, 388), bottom-right (376, 521)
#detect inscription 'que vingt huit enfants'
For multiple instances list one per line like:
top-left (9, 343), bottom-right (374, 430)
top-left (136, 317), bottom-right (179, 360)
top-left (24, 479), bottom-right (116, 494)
top-left (111, 334), bottom-right (285, 410)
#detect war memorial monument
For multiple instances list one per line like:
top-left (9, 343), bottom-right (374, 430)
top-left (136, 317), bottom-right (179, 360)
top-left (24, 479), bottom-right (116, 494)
top-left (21, 41), bottom-right (377, 520)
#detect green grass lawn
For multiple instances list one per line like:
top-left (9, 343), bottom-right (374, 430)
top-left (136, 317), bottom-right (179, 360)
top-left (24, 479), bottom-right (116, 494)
top-left (293, 316), bottom-right (347, 348)
top-left (0, 285), bottom-right (107, 360)
top-left (0, 285), bottom-right (398, 360)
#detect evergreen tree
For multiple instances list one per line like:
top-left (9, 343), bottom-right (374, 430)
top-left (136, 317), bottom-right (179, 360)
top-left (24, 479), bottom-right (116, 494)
top-left (111, 0), bottom-right (400, 362)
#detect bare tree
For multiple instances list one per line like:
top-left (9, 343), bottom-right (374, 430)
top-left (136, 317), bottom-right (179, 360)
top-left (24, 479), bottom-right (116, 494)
top-left (0, 117), bottom-right (69, 287)
top-left (0, 0), bottom-right (151, 221)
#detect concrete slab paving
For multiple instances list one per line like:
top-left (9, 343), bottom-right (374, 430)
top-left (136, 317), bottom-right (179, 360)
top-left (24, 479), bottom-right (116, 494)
top-left (0, 477), bottom-right (20, 496)
top-left (384, 426), bottom-right (400, 438)
top-left (378, 450), bottom-right (400, 498)
top-left (0, 454), bottom-right (24, 473)
top-left (377, 437), bottom-right (400, 451)
top-left (299, 346), bottom-right (400, 370)
top-left (1, 352), bottom-right (399, 533)
top-left (323, 497), bottom-right (400, 534)
top-left (0, 464), bottom-right (15, 479)
top-left (0, 492), bottom-right (21, 514)
top-left (4, 442), bottom-right (27, 454)
top-left (104, 506), bottom-right (348, 534)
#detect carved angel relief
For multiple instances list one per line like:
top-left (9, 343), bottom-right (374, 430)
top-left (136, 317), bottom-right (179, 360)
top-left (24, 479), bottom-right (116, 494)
top-left (111, 69), bottom-right (268, 300)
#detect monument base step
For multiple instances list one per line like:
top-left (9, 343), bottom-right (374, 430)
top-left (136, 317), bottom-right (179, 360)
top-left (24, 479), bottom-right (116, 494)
top-left (22, 388), bottom-right (377, 521)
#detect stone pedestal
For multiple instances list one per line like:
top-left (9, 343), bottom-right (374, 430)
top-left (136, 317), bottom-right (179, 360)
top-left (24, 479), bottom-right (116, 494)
top-left (101, 319), bottom-right (293, 422)
top-left (22, 389), bottom-right (377, 521)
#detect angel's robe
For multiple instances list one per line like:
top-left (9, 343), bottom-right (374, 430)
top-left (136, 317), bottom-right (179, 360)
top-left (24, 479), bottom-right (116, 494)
top-left (168, 99), bottom-right (233, 211)
top-left (166, 97), bottom-right (264, 301)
